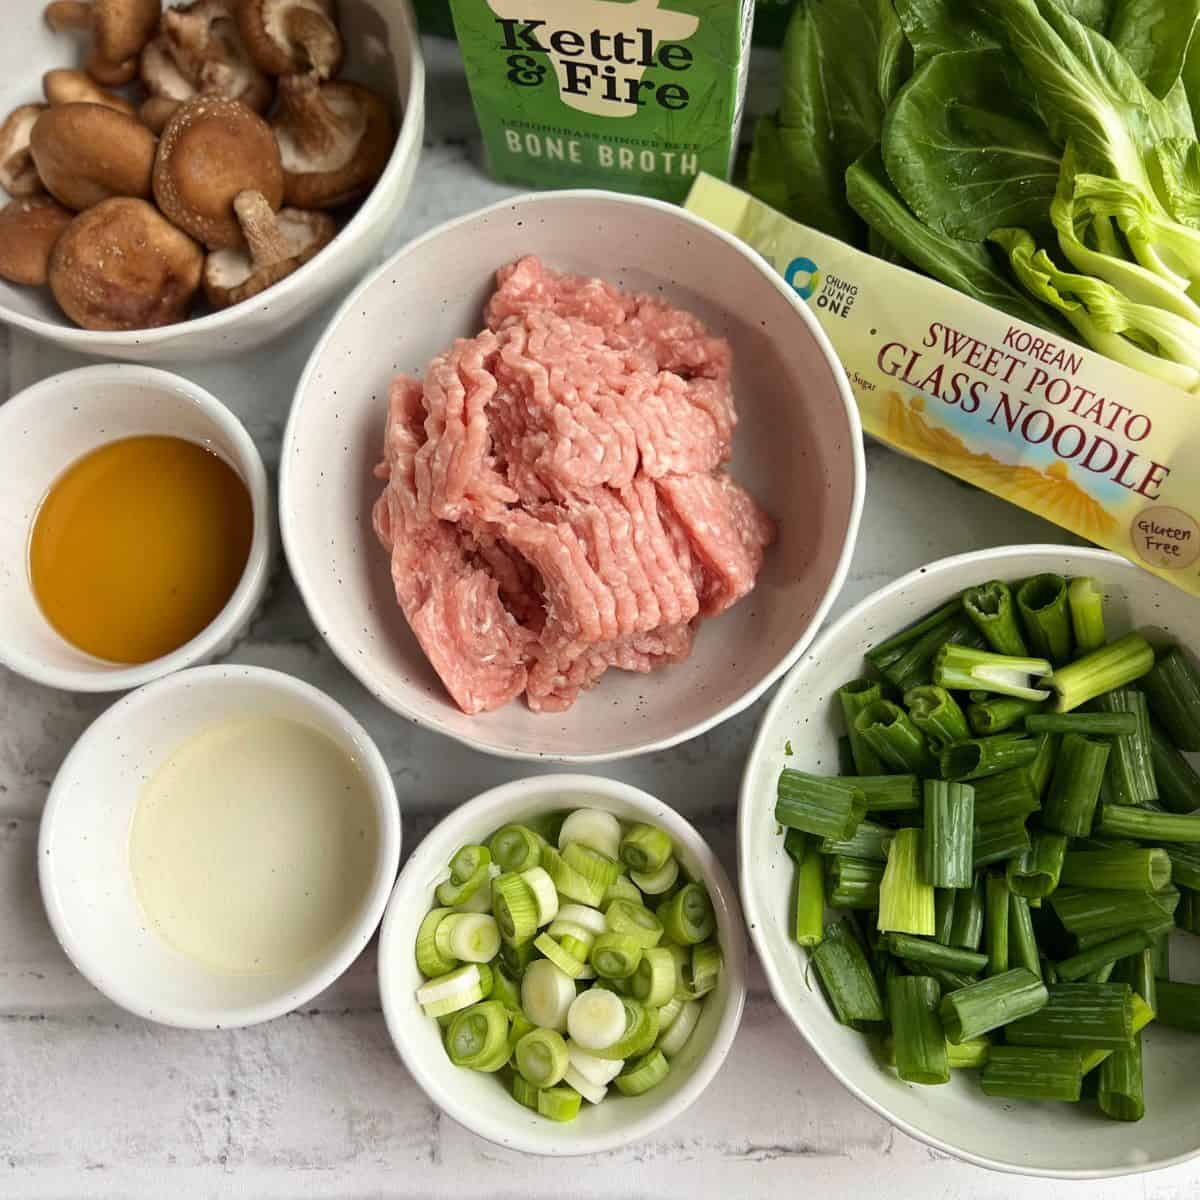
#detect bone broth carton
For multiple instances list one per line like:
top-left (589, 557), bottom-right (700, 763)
top-left (449, 0), bottom-right (754, 200)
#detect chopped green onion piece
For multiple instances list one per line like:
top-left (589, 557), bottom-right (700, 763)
top-left (604, 898), bottom-right (664, 949)
top-left (855, 774), bottom-right (923, 813)
top-left (854, 701), bottom-right (936, 775)
top-left (934, 887), bottom-right (956, 946)
top-left (968, 695), bottom-right (1043, 735)
top-left (812, 922), bottom-right (885, 1030)
top-left (866, 598), bottom-right (963, 673)
top-left (1166, 845), bottom-right (1200, 890)
top-left (905, 685), bottom-right (970, 749)
top-left (619, 823), bottom-right (673, 874)
top-left (1049, 887), bottom-right (1174, 937)
top-left (1056, 930), bottom-right (1157, 983)
top-left (688, 942), bottom-right (722, 998)
top-left (512, 1074), bottom-right (540, 1110)
top-left (566, 1042), bottom-right (623, 1088)
top-left (1026, 712), bottom-right (1136, 736)
top-left (629, 855), bottom-right (679, 896)
top-left (938, 968), bottom-right (1048, 1043)
top-left (826, 854), bottom-right (884, 910)
top-left (444, 1001), bottom-right (510, 1070)
top-left (837, 679), bottom-right (886, 775)
top-left (501, 938), bottom-right (537, 978)
top-left (1045, 634), bottom-right (1155, 714)
top-left (1060, 848), bottom-right (1173, 892)
top-left (981, 1046), bottom-right (1084, 1101)
top-left (972, 818), bottom-right (1031, 869)
top-left (603, 874), bottom-right (642, 907)
top-left (541, 845), bottom-right (606, 907)
top-left (941, 734), bottom-right (1040, 782)
top-left (820, 819), bottom-right (892, 861)
top-left (561, 842), bottom-right (621, 895)
top-left (888, 975), bottom-right (950, 1085)
top-left (1141, 647), bottom-right (1200, 752)
top-left (933, 644), bottom-right (1052, 702)
top-left (536, 1086), bottom-right (581, 1122)
top-left (1093, 688), bottom-right (1158, 807)
top-left (949, 875), bottom-right (985, 950)
top-left (1067, 577), bottom-right (1106, 654)
top-left (1099, 1033), bottom-right (1145, 1122)
top-left (520, 959), bottom-right (576, 1031)
top-left (519, 866), bottom-right (559, 926)
top-left (657, 883), bottom-right (715, 945)
top-left (557, 809), bottom-right (622, 860)
top-left (984, 873), bottom-right (1010, 976)
top-left (963, 580), bottom-right (1029, 657)
top-left (435, 844), bottom-right (492, 907)
top-left (630, 946), bottom-right (677, 1007)
top-left (590, 932), bottom-right (644, 980)
top-left (590, 996), bottom-right (660, 1060)
top-left (514, 1027), bottom-right (569, 1088)
top-left (923, 780), bottom-right (975, 889)
top-left (878, 828), bottom-right (935, 936)
top-left (1007, 832), bottom-right (1068, 899)
top-left (1009, 892), bottom-right (1041, 978)
top-left (1030, 731), bottom-right (1058, 796)
top-left (880, 933), bottom-right (987, 975)
top-left (971, 767), bottom-right (1040, 825)
top-left (491, 964), bottom-right (522, 1015)
top-left (554, 903), bottom-right (607, 937)
top-left (439, 913), bottom-right (501, 963)
top-left (1016, 574), bottom-right (1074, 666)
top-left (488, 824), bottom-right (544, 873)
top-left (1095, 806), bottom-right (1200, 844)
top-left (614, 1048), bottom-right (670, 1096)
top-left (1157, 981), bottom-right (1200, 1032)
top-left (775, 770), bottom-right (868, 840)
top-left (492, 873), bottom-right (539, 945)
top-left (1150, 723), bottom-right (1200, 814)
top-left (1112, 946), bottom-right (1158, 1015)
top-left (657, 998), bottom-right (702, 1058)
top-left (1042, 734), bottom-right (1110, 838)
top-left (565, 987), bottom-right (626, 1051)
top-left (534, 932), bottom-right (587, 980)
top-left (417, 963), bottom-right (491, 1019)
top-left (562, 1064), bottom-right (608, 1106)
top-left (416, 907), bottom-right (458, 978)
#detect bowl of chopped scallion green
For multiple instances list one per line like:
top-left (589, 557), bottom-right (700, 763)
top-left (379, 774), bottom-right (747, 1155)
top-left (739, 545), bottom-right (1200, 1178)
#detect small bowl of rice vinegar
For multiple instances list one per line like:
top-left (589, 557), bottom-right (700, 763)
top-left (0, 364), bottom-right (271, 692)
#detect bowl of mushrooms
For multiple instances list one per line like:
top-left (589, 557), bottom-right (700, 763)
top-left (0, 0), bottom-right (424, 361)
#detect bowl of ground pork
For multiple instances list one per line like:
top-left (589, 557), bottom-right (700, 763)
top-left (281, 190), bottom-right (864, 761)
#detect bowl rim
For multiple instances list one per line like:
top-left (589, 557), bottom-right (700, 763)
top-left (0, 363), bottom-right (272, 692)
top-left (377, 773), bottom-right (748, 1157)
top-left (0, 0), bottom-right (425, 350)
top-left (281, 186), bottom-right (866, 763)
top-left (37, 663), bottom-right (403, 1030)
top-left (738, 542), bottom-right (1200, 1181)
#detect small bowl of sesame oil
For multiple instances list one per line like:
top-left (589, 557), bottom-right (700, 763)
top-left (0, 364), bottom-right (271, 692)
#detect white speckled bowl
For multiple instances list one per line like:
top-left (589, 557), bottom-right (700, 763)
top-left (378, 774), bottom-right (747, 1156)
top-left (39, 664), bottom-right (402, 1029)
top-left (0, 364), bottom-right (271, 693)
top-left (281, 190), bottom-right (864, 762)
top-left (0, 0), bottom-right (424, 362)
top-left (740, 545), bottom-right (1200, 1180)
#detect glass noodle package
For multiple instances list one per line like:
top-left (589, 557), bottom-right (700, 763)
top-left (687, 175), bottom-right (1200, 600)
top-left (448, 0), bottom-right (754, 200)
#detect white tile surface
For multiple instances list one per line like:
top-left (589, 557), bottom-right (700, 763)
top-left (2, 36), bottom-right (1197, 1200)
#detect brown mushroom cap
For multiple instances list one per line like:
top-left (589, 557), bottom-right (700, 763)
top-left (274, 76), bottom-right (394, 210)
top-left (0, 196), bottom-right (74, 285)
top-left (140, 97), bottom-right (183, 134)
top-left (48, 196), bottom-right (203, 330)
top-left (43, 68), bottom-right (136, 116)
top-left (30, 104), bottom-right (157, 212)
top-left (153, 95), bottom-right (283, 249)
top-left (84, 47), bottom-right (140, 87)
top-left (142, 1), bottom-right (274, 113)
top-left (44, 0), bottom-right (161, 68)
top-left (236, 0), bottom-right (343, 79)
top-left (0, 105), bottom-right (48, 197)
top-left (203, 188), bottom-right (334, 308)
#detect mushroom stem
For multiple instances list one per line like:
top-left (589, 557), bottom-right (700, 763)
top-left (276, 72), bottom-right (354, 159)
top-left (284, 6), bottom-right (341, 78)
top-left (44, 0), bottom-right (92, 34)
top-left (233, 189), bottom-right (290, 267)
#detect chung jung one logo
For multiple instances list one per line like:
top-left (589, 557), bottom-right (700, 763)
top-left (785, 256), bottom-right (821, 301)
top-left (486, 0), bottom-right (700, 119)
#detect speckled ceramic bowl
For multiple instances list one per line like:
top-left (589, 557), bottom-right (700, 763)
top-left (0, 0), bottom-right (424, 362)
top-left (281, 190), bottom-right (864, 762)
top-left (378, 774), bottom-right (747, 1156)
top-left (740, 545), bottom-right (1200, 1180)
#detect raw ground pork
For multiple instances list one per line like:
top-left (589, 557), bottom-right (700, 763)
top-left (372, 257), bottom-right (775, 714)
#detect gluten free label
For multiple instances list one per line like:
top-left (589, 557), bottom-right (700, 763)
top-left (1132, 507), bottom-right (1200, 570)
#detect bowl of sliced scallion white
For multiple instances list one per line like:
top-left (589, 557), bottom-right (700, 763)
top-left (740, 545), bottom-right (1200, 1179)
top-left (378, 775), bottom-right (747, 1156)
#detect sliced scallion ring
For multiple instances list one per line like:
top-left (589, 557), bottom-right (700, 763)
top-left (567, 987), bottom-right (627, 1051)
top-left (561, 842), bottom-right (622, 894)
top-left (501, 938), bottom-right (538, 978)
top-left (417, 963), bottom-right (490, 1019)
top-left (591, 997), bottom-right (660, 1060)
top-left (614, 1048), bottom-right (670, 1096)
top-left (435, 844), bottom-right (492, 907)
top-left (444, 1000), bottom-right (510, 1070)
top-left (563, 1064), bottom-right (608, 1105)
top-left (557, 809), bottom-right (623, 860)
top-left (656, 994), bottom-right (685, 1032)
top-left (630, 855), bottom-right (679, 896)
top-left (620, 823), bottom-right (673, 874)
top-left (533, 932), bottom-right (587, 979)
top-left (519, 865), bottom-right (559, 926)
top-left (491, 964), bottom-right (522, 1014)
top-left (630, 946), bottom-right (677, 1007)
top-left (566, 1041), bottom-right (624, 1086)
top-left (603, 875), bottom-right (643, 906)
top-left (514, 1027), bottom-right (569, 1088)
top-left (657, 882), bottom-right (715, 945)
top-left (657, 998), bottom-right (701, 1058)
top-left (604, 898), bottom-right (664, 949)
top-left (492, 873), bottom-right (539, 945)
top-left (454, 876), bottom-right (495, 913)
top-left (512, 1074), bottom-right (540, 1110)
top-left (689, 941), bottom-right (723, 997)
top-left (541, 846), bottom-right (606, 907)
top-left (489, 824), bottom-right (545, 873)
top-left (415, 907), bottom-right (458, 977)
top-left (520, 959), bottom-right (576, 1031)
top-left (537, 1085), bottom-right (582, 1122)
top-left (440, 913), bottom-right (501, 963)
top-left (590, 932), bottom-right (644, 980)
top-left (556, 903), bottom-right (608, 937)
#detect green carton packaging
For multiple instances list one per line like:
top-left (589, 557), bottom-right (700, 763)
top-left (448, 0), bottom-right (755, 201)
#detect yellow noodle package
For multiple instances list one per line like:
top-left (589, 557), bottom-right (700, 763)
top-left (686, 174), bottom-right (1200, 599)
